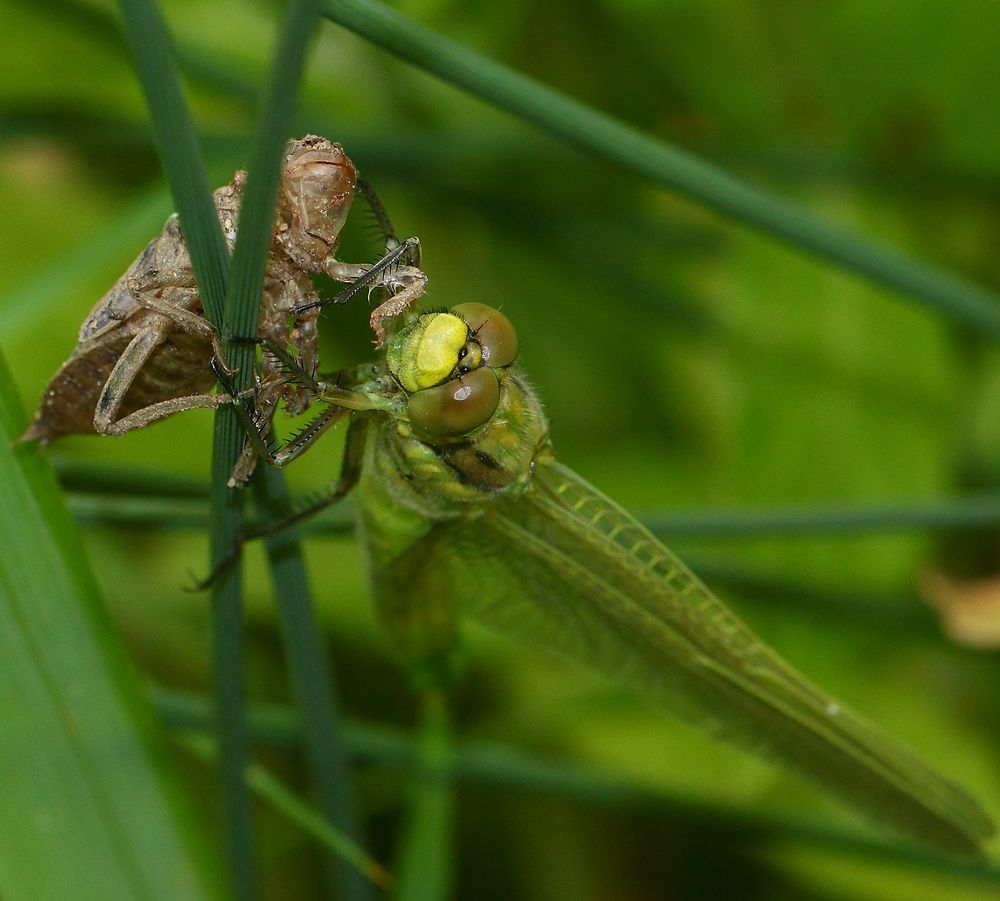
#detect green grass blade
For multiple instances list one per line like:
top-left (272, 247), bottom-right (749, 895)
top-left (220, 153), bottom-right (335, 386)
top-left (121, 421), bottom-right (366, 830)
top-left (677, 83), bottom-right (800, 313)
top-left (321, 0), bottom-right (1000, 337)
top-left (222, 0), bottom-right (318, 343)
top-left (243, 761), bottom-right (390, 892)
top-left (643, 494), bottom-right (1000, 537)
top-left (177, 734), bottom-right (392, 891)
top-left (116, 0), bottom-right (229, 325)
top-left (58, 466), bottom-right (1000, 537)
top-left (0, 352), bottom-right (224, 901)
top-left (209, 1), bottom-right (330, 899)
top-left (394, 692), bottom-right (454, 901)
top-left (206, 523), bottom-right (258, 901)
top-left (115, 0), bottom-right (260, 893)
top-left (153, 688), bottom-right (1000, 884)
top-left (254, 467), bottom-right (373, 901)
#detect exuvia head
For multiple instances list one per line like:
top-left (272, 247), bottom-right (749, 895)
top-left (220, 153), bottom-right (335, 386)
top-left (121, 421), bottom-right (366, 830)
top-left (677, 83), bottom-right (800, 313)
top-left (276, 135), bottom-right (357, 265)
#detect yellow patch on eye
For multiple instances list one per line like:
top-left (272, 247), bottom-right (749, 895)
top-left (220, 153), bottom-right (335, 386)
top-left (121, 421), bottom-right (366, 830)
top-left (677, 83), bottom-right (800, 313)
top-left (411, 314), bottom-right (467, 389)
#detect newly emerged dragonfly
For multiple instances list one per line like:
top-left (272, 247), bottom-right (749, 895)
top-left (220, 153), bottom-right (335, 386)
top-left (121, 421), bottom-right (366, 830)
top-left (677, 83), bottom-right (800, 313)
top-left (231, 301), bottom-right (993, 858)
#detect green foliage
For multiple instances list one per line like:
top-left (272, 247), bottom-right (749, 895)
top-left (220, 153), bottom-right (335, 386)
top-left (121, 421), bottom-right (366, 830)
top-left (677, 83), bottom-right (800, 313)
top-left (3, 0), bottom-right (1000, 898)
top-left (0, 353), bottom-right (224, 900)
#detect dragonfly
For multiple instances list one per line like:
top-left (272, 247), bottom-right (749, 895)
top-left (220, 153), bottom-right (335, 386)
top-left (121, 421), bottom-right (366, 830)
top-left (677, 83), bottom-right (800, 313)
top-left (228, 299), bottom-right (994, 858)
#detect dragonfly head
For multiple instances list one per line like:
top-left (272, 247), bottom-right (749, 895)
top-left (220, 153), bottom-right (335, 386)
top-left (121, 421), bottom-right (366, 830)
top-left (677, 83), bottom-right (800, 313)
top-left (386, 305), bottom-right (519, 442)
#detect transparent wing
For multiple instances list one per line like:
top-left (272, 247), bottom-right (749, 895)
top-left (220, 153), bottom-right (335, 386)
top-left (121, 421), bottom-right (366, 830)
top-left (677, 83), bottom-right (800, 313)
top-left (425, 460), bottom-right (992, 856)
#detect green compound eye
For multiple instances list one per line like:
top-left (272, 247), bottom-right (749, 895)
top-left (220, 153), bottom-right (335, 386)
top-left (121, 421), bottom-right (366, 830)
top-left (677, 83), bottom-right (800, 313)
top-left (451, 303), bottom-right (518, 368)
top-left (407, 367), bottom-right (501, 440)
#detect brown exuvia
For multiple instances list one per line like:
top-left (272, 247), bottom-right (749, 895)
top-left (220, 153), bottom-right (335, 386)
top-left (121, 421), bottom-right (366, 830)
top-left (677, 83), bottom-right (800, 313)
top-left (21, 135), bottom-right (426, 480)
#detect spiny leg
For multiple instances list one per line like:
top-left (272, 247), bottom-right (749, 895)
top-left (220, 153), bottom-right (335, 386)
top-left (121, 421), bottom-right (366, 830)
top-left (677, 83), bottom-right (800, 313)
top-left (210, 356), bottom-right (286, 481)
top-left (297, 238), bottom-right (423, 315)
top-left (293, 176), bottom-right (427, 345)
top-left (252, 335), bottom-right (327, 395)
top-left (224, 334), bottom-right (328, 482)
top-left (226, 330), bottom-right (317, 484)
top-left (356, 176), bottom-right (427, 340)
top-left (356, 174), bottom-right (401, 250)
top-left (356, 175), bottom-right (423, 271)
top-left (215, 349), bottom-right (376, 484)
top-left (229, 400), bottom-right (353, 486)
top-left (294, 241), bottom-right (427, 347)
top-left (196, 415), bottom-right (371, 589)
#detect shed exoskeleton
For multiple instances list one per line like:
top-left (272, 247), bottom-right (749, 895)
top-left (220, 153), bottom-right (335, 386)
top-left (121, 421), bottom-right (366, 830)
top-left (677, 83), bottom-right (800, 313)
top-left (21, 135), bottom-right (427, 482)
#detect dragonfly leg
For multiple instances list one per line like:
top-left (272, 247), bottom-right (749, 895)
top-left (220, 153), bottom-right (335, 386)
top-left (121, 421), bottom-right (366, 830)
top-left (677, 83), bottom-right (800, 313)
top-left (196, 416), bottom-right (370, 589)
top-left (291, 174), bottom-right (427, 345)
top-left (215, 351), bottom-right (380, 484)
top-left (229, 334), bottom-right (326, 395)
top-left (224, 333), bottom-right (326, 483)
top-left (356, 175), bottom-right (403, 253)
top-left (356, 173), bottom-right (423, 269)
top-left (257, 414), bottom-right (370, 536)
top-left (295, 238), bottom-right (424, 318)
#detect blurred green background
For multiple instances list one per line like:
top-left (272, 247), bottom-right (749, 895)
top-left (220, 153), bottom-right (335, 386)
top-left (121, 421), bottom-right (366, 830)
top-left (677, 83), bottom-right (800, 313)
top-left (4, 0), bottom-right (1000, 898)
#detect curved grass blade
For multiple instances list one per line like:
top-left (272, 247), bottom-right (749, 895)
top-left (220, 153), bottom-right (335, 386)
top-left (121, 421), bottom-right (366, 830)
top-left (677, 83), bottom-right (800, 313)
top-left (0, 351), bottom-right (224, 900)
top-left (321, 0), bottom-right (1000, 338)
top-left (153, 687), bottom-right (1000, 880)
top-left (176, 734), bottom-right (392, 890)
top-left (421, 460), bottom-right (993, 858)
top-left (114, 0), bottom-right (255, 892)
top-left (394, 692), bottom-right (454, 901)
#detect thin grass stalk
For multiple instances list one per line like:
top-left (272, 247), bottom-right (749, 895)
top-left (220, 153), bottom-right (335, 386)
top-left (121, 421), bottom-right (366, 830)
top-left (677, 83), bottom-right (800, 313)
top-left (176, 734), bottom-right (392, 890)
top-left (59, 472), bottom-right (1000, 537)
top-left (153, 688), bottom-right (1000, 884)
top-left (115, 0), bottom-right (228, 324)
top-left (210, 0), bottom-right (323, 897)
top-left (114, 0), bottom-right (260, 896)
top-left (320, 0), bottom-right (1000, 338)
top-left (254, 467), bottom-right (372, 901)
top-left (395, 691), bottom-right (454, 901)
top-left (642, 495), bottom-right (1000, 536)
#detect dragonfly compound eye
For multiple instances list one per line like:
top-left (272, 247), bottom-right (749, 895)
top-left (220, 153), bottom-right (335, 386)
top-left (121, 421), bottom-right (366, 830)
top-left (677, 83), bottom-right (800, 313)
top-left (451, 303), bottom-right (518, 368)
top-left (407, 367), bottom-right (501, 439)
top-left (388, 312), bottom-right (471, 392)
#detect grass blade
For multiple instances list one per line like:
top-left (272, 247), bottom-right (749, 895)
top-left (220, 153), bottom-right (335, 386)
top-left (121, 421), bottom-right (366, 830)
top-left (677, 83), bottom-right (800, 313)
top-left (115, 0), bottom-right (253, 893)
top-left (395, 692), bottom-right (454, 901)
top-left (177, 734), bottom-right (392, 890)
top-left (116, 0), bottom-right (229, 325)
top-left (642, 494), bottom-right (1000, 537)
top-left (209, 0), bottom-right (352, 898)
top-left (254, 467), bottom-right (373, 901)
top-left (0, 352), bottom-right (224, 901)
top-left (321, 0), bottom-right (1000, 337)
top-left (153, 688), bottom-right (1000, 884)
top-left (58, 467), bottom-right (1000, 538)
